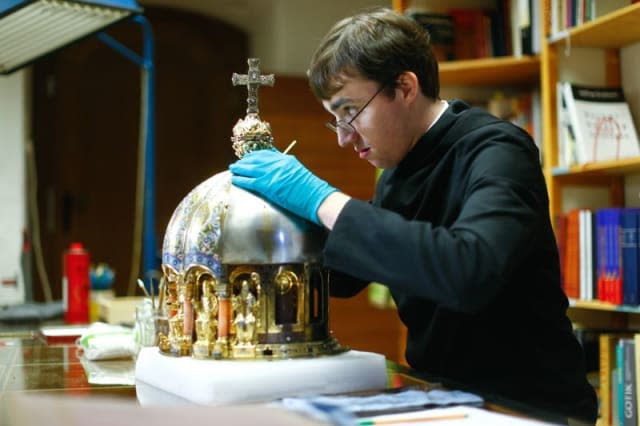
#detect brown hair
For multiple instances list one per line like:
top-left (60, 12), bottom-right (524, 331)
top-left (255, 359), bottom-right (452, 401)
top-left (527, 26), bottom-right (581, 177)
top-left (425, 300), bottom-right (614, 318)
top-left (308, 7), bottom-right (439, 100)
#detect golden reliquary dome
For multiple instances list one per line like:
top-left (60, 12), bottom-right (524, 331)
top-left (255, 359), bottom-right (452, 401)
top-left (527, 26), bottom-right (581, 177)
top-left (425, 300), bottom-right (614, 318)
top-left (158, 58), bottom-right (345, 360)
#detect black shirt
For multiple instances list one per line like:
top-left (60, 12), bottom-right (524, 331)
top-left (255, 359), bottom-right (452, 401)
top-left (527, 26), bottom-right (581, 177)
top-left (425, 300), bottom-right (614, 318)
top-left (324, 100), bottom-right (598, 422)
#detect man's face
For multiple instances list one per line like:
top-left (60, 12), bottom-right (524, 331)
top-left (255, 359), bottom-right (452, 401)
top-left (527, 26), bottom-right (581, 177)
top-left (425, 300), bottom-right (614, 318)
top-left (322, 76), bottom-right (414, 169)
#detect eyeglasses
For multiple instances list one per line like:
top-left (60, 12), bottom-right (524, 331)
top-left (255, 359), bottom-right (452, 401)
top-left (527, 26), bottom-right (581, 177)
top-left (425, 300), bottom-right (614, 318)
top-left (325, 82), bottom-right (388, 136)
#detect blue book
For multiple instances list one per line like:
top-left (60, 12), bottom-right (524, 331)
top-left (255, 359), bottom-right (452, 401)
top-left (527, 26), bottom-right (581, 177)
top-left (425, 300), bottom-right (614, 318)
top-left (596, 209), bottom-right (608, 301)
top-left (621, 209), bottom-right (640, 305)
top-left (598, 208), bottom-right (623, 303)
top-left (611, 209), bottom-right (624, 304)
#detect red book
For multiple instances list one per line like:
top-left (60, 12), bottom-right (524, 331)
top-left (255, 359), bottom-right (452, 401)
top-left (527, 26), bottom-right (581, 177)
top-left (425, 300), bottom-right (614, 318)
top-left (564, 209), bottom-right (581, 299)
top-left (449, 8), bottom-right (487, 60)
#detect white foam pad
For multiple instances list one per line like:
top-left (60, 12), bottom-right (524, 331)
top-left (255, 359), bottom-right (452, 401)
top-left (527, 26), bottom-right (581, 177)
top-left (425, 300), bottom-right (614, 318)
top-left (135, 347), bottom-right (388, 405)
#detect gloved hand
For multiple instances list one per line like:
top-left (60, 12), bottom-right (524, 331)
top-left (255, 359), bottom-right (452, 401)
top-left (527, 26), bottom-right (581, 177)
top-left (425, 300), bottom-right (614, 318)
top-left (229, 150), bottom-right (338, 225)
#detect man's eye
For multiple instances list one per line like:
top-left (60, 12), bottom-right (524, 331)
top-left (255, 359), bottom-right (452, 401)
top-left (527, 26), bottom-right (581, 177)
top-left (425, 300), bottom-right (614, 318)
top-left (344, 106), bottom-right (358, 118)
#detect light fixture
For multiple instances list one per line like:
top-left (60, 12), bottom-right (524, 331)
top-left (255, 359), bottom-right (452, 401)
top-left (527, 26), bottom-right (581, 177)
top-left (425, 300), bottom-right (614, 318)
top-left (0, 0), bottom-right (142, 74)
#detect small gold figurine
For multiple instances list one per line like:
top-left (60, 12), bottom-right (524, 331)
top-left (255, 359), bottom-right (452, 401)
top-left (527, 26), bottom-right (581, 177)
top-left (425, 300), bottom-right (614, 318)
top-left (233, 280), bottom-right (257, 346)
top-left (193, 277), bottom-right (219, 358)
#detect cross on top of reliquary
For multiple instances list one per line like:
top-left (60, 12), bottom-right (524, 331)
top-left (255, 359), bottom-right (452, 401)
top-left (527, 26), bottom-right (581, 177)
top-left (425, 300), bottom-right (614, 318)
top-left (232, 58), bottom-right (275, 115)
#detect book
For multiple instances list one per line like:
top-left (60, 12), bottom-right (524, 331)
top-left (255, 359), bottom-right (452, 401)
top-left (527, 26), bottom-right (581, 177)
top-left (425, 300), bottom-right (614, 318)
top-left (562, 82), bottom-right (640, 164)
top-left (449, 8), bottom-right (487, 60)
top-left (579, 209), bottom-right (594, 301)
top-left (406, 11), bottom-right (455, 61)
top-left (623, 338), bottom-right (637, 426)
top-left (564, 209), bottom-right (582, 299)
top-left (509, 0), bottom-right (522, 56)
top-left (556, 81), bottom-right (578, 167)
top-left (621, 209), bottom-right (640, 305)
top-left (596, 209), bottom-right (607, 301)
top-left (596, 208), bottom-right (624, 304)
top-left (516, 0), bottom-right (532, 55)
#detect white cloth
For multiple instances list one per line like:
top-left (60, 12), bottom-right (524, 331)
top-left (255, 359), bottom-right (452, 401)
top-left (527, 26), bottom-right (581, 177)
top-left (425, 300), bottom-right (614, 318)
top-left (76, 322), bottom-right (137, 360)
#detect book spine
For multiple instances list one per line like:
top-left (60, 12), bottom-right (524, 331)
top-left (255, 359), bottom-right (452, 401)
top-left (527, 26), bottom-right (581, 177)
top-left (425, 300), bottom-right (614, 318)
top-left (621, 209), bottom-right (639, 305)
top-left (618, 339), bottom-right (625, 426)
top-left (613, 209), bottom-right (624, 305)
top-left (601, 334), bottom-right (616, 425)
top-left (623, 339), bottom-right (637, 426)
top-left (597, 209), bottom-right (607, 301)
top-left (565, 209), bottom-right (581, 299)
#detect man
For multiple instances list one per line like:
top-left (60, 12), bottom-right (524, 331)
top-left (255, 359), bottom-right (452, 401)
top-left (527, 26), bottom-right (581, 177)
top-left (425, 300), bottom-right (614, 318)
top-left (229, 7), bottom-right (597, 423)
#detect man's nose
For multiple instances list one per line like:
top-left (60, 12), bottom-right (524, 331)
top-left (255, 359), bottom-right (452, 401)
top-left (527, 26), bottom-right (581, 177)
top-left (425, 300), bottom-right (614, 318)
top-left (337, 129), bottom-right (357, 148)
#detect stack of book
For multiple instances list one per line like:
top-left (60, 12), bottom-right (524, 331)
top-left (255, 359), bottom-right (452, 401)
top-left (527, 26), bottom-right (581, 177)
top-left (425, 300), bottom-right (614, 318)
top-left (550, 0), bottom-right (638, 37)
top-left (558, 208), bottom-right (640, 305)
top-left (406, 0), bottom-right (540, 61)
top-left (597, 332), bottom-right (640, 426)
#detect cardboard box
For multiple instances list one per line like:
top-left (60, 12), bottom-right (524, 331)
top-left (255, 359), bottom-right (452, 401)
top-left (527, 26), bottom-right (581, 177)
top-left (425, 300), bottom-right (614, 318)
top-left (98, 296), bottom-right (145, 325)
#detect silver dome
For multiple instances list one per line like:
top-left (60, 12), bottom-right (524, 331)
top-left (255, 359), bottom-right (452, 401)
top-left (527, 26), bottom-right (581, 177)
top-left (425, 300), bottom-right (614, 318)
top-left (162, 171), bottom-right (326, 273)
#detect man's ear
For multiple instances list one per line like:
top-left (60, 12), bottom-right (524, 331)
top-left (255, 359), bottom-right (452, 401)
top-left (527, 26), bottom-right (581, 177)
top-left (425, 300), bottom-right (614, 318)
top-left (395, 71), bottom-right (420, 103)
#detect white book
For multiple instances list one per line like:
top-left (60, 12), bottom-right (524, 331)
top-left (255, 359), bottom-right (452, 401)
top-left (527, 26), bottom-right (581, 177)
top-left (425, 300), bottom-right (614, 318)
top-left (579, 209), bottom-right (593, 300)
top-left (562, 82), bottom-right (640, 164)
top-left (580, 209), bottom-right (587, 300)
top-left (510, 0), bottom-right (522, 56)
top-left (556, 81), bottom-right (577, 167)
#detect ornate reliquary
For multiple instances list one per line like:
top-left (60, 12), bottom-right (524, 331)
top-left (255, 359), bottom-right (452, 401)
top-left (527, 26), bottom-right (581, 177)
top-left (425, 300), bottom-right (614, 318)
top-left (157, 58), bottom-right (345, 360)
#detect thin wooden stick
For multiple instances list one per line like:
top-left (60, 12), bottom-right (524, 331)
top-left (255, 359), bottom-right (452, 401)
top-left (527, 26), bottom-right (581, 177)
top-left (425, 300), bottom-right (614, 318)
top-left (283, 139), bottom-right (297, 154)
top-left (357, 412), bottom-right (468, 425)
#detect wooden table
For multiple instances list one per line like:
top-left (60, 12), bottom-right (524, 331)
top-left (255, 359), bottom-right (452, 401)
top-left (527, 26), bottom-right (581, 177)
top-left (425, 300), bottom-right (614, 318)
top-left (0, 325), bottom-right (576, 425)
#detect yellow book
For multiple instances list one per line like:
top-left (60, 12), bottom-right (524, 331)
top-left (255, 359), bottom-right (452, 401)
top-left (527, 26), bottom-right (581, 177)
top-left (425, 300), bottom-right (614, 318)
top-left (600, 333), bottom-right (632, 426)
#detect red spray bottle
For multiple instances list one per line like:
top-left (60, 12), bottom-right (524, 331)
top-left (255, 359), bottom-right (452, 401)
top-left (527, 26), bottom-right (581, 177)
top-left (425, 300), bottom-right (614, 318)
top-left (63, 242), bottom-right (90, 323)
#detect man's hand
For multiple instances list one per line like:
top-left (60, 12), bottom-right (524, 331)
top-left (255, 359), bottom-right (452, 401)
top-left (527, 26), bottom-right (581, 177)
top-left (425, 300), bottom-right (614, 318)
top-left (229, 150), bottom-right (338, 225)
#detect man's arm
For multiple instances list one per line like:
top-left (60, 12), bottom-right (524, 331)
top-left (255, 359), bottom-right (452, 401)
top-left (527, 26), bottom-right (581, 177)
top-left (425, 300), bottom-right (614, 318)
top-left (317, 192), bottom-right (351, 230)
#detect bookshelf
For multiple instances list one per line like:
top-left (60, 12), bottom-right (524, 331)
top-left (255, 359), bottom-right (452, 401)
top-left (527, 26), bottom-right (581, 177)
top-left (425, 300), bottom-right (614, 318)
top-left (542, 1), bottom-right (640, 220)
top-left (439, 56), bottom-right (540, 86)
top-left (394, 1), bottom-right (640, 416)
top-left (541, 0), bottom-right (640, 326)
top-left (542, 4), bottom-right (640, 423)
top-left (571, 298), bottom-right (640, 315)
top-left (552, 157), bottom-right (640, 177)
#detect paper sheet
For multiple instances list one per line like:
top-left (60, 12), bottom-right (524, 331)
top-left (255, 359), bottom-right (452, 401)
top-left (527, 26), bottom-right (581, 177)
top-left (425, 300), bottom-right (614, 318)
top-left (360, 405), bottom-right (555, 425)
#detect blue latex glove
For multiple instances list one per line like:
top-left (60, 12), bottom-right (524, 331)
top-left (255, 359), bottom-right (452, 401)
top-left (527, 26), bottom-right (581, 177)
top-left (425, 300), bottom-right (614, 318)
top-left (229, 150), bottom-right (338, 225)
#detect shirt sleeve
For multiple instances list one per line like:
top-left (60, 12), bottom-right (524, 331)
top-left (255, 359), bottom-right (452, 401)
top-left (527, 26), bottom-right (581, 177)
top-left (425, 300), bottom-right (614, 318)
top-left (323, 141), bottom-right (546, 314)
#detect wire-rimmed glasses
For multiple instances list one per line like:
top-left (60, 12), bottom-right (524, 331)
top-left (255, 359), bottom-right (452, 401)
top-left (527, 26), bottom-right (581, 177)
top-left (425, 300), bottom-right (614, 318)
top-left (325, 82), bottom-right (388, 136)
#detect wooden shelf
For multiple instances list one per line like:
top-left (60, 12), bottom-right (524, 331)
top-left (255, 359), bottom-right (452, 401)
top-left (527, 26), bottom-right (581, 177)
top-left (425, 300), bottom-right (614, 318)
top-left (551, 156), bottom-right (640, 177)
top-left (439, 55), bottom-right (540, 86)
top-left (569, 298), bottom-right (640, 315)
top-left (548, 2), bottom-right (640, 48)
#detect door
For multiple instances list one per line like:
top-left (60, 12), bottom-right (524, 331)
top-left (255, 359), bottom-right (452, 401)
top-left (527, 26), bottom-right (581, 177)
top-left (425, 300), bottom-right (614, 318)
top-left (32, 7), bottom-right (248, 300)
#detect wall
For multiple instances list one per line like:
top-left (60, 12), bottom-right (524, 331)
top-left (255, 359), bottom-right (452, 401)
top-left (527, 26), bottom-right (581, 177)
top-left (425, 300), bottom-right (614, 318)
top-left (0, 1), bottom-right (406, 361)
top-left (0, 0), bottom-right (389, 305)
top-left (140, 0), bottom-right (390, 76)
top-left (0, 70), bottom-right (27, 305)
